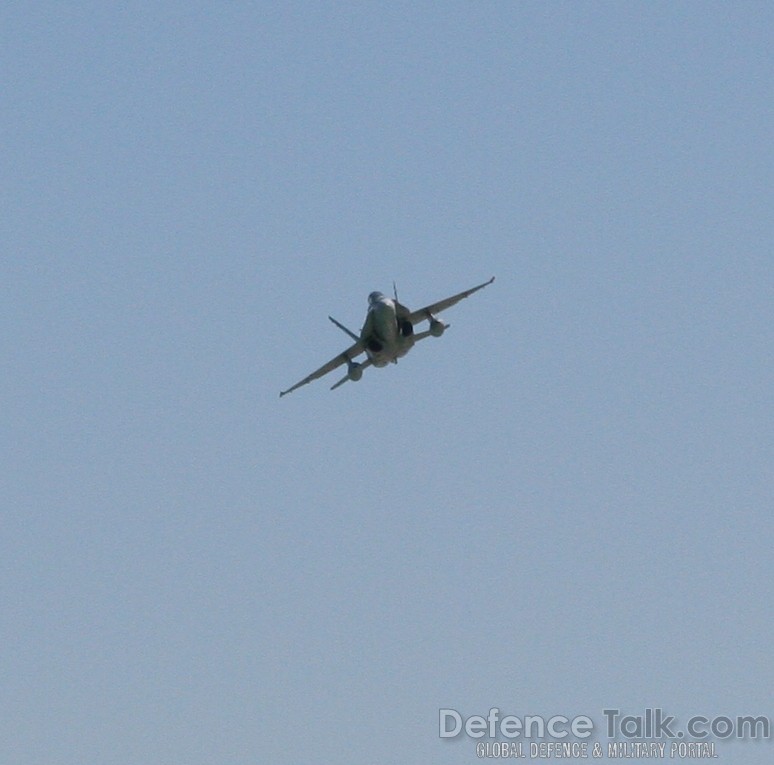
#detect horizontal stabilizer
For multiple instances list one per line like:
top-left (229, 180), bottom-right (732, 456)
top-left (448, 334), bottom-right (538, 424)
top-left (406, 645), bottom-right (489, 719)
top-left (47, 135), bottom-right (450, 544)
top-left (328, 316), bottom-right (359, 341)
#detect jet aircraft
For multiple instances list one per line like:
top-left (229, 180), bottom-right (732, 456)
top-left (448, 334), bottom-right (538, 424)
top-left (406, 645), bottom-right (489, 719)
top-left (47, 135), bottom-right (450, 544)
top-left (279, 276), bottom-right (495, 397)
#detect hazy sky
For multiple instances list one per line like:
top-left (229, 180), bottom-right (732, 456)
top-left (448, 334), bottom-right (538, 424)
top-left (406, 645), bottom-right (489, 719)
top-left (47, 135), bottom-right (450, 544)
top-left (2, 3), bottom-right (772, 764)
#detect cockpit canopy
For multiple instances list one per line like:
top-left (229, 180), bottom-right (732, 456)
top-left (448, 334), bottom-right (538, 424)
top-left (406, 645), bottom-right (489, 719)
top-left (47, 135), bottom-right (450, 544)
top-left (368, 291), bottom-right (385, 305)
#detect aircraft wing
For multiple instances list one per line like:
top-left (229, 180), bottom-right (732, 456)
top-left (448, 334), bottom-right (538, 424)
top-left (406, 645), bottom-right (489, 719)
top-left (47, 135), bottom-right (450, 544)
top-left (280, 340), bottom-right (364, 397)
top-left (407, 276), bottom-right (495, 325)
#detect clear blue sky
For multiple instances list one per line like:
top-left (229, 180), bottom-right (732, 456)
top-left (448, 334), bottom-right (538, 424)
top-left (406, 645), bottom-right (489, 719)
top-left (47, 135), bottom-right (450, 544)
top-left (2, 3), bottom-right (772, 763)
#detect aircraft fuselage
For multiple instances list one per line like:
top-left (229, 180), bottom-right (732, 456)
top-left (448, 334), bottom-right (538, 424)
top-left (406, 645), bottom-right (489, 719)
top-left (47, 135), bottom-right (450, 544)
top-left (361, 292), bottom-right (414, 367)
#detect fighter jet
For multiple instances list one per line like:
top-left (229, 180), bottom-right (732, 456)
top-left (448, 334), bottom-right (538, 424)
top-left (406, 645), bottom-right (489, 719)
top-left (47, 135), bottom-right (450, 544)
top-left (279, 276), bottom-right (495, 396)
